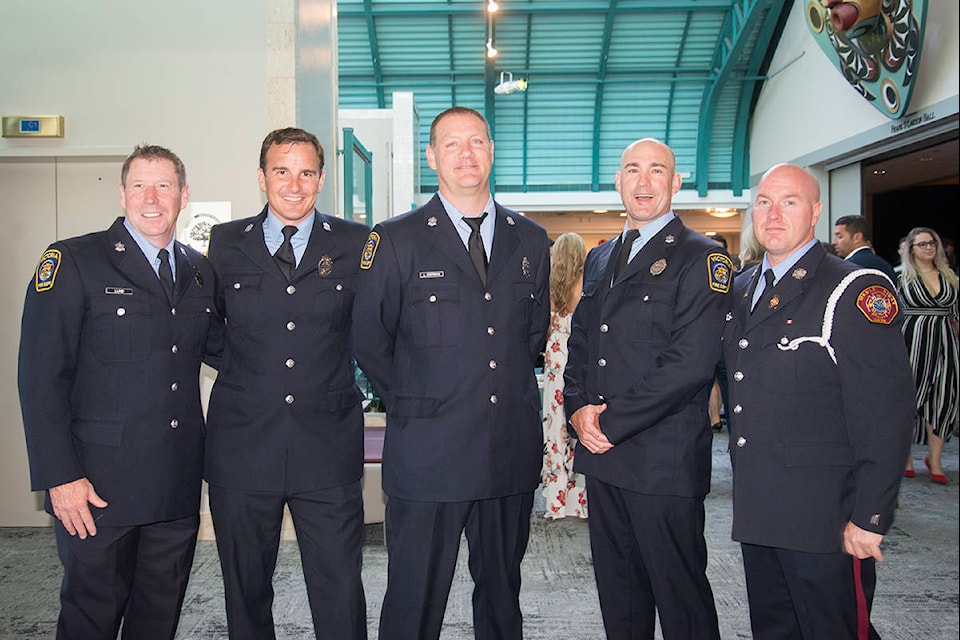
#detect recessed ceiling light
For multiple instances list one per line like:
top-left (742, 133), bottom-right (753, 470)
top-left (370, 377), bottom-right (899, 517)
top-left (592, 209), bottom-right (608, 214)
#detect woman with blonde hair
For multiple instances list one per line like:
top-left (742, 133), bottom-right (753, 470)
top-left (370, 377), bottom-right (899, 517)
top-left (542, 232), bottom-right (589, 518)
top-left (899, 227), bottom-right (959, 483)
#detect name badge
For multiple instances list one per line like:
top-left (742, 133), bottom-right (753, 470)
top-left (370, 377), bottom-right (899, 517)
top-left (105, 287), bottom-right (133, 295)
top-left (419, 270), bottom-right (444, 279)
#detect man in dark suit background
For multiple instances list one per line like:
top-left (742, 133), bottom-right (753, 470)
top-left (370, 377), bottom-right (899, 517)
top-left (724, 164), bottom-right (914, 638)
top-left (203, 128), bottom-right (369, 639)
top-left (833, 214), bottom-right (898, 283)
top-left (563, 138), bottom-right (731, 639)
top-left (352, 106), bottom-right (550, 639)
top-left (18, 144), bottom-right (215, 640)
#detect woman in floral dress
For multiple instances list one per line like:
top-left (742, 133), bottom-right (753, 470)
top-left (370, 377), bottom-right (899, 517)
top-left (541, 232), bottom-right (588, 518)
top-left (899, 227), bottom-right (959, 484)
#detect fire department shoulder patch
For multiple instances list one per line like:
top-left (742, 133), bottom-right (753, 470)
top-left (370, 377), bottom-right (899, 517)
top-left (35, 249), bottom-right (62, 292)
top-left (360, 231), bottom-right (380, 270)
top-left (856, 285), bottom-right (899, 324)
top-left (707, 253), bottom-right (733, 294)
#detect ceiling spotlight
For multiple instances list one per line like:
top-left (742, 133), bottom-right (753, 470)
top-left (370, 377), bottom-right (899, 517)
top-left (494, 70), bottom-right (527, 95)
top-left (486, 39), bottom-right (498, 58)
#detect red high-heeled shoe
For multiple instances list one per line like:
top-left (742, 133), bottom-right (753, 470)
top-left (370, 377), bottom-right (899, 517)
top-left (925, 457), bottom-right (948, 484)
top-left (904, 469), bottom-right (915, 478)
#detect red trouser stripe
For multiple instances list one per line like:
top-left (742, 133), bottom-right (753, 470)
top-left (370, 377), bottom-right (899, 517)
top-left (853, 557), bottom-right (869, 640)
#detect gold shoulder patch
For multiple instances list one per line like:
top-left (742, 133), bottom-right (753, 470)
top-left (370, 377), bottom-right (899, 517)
top-left (35, 249), bottom-right (62, 292)
top-left (707, 253), bottom-right (733, 293)
top-left (856, 284), bottom-right (899, 324)
top-left (360, 231), bottom-right (380, 270)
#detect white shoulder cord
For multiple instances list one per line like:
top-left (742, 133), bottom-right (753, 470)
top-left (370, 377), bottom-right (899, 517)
top-left (776, 268), bottom-right (890, 365)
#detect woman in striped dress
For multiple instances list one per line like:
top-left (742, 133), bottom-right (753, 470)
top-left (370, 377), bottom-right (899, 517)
top-left (899, 227), bottom-right (959, 484)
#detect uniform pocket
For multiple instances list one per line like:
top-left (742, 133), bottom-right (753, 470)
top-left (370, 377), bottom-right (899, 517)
top-left (85, 294), bottom-right (151, 362)
top-left (408, 283), bottom-right (460, 347)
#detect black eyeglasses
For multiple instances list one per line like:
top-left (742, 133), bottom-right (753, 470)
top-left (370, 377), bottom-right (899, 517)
top-left (912, 240), bottom-right (937, 249)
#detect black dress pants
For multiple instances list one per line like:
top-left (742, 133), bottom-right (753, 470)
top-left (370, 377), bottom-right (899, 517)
top-left (54, 514), bottom-right (199, 640)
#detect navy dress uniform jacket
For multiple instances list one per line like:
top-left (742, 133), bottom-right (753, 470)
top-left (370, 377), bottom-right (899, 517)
top-left (723, 242), bottom-right (915, 553)
top-left (352, 195), bottom-right (551, 502)
top-left (564, 217), bottom-right (733, 497)
top-left (847, 247), bottom-right (898, 285)
top-left (19, 217), bottom-right (215, 526)
top-left (203, 207), bottom-right (369, 493)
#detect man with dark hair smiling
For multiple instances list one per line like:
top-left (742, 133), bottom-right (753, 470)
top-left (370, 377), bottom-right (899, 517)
top-left (204, 128), bottom-right (369, 639)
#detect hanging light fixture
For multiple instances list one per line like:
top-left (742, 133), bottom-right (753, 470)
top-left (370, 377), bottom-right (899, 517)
top-left (494, 71), bottom-right (527, 94)
top-left (485, 1), bottom-right (498, 58)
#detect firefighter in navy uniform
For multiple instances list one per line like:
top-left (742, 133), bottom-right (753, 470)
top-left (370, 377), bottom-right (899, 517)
top-left (563, 138), bottom-right (731, 640)
top-left (353, 106), bottom-right (550, 639)
top-left (18, 145), bottom-right (215, 640)
top-left (723, 163), bottom-right (914, 639)
top-left (203, 128), bottom-right (369, 640)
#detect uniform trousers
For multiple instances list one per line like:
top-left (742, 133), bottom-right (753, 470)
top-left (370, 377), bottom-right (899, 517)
top-left (379, 492), bottom-right (534, 640)
top-left (54, 513), bottom-right (199, 640)
top-left (586, 477), bottom-right (720, 640)
top-left (741, 542), bottom-right (880, 640)
top-left (208, 482), bottom-right (366, 640)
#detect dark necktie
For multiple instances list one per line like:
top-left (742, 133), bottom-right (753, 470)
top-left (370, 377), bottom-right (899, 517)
top-left (157, 248), bottom-right (175, 303)
top-left (751, 268), bottom-right (776, 313)
top-left (613, 229), bottom-right (640, 281)
top-left (463, 213), bottom-right (488, 285)
top-left (274, 225), bottom-right (298, 281)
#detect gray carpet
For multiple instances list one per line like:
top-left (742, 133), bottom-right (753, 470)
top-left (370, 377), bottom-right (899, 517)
top-left (1, 434), bottom-right (957, 639)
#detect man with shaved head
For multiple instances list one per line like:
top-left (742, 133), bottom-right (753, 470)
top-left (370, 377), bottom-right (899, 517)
top-left (723, 163), bottom-right (915, 638)
top-left (564, 138), bottom-right (732, 639)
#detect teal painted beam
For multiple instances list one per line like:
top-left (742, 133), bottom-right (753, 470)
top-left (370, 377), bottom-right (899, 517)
top-left (665, 11), bottom-right (695, 150)
top-left (591, 0), bottom-right (619, 191)
top-left (730, 0), bottom-right (791, 194)
top-left (695, 0), bottom-right (769, 196)
top-left (362, 0), bottom-right (386, 107)
top-left (338, 1), bottom-right (734, 17)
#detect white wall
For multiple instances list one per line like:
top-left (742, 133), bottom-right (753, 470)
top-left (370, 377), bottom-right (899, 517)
top-left (0, 0), bottom-right (272, 214)
top-left (0, 0), bottom-right (275, 525)
top-left (751, 0), bottom-right (959, 173)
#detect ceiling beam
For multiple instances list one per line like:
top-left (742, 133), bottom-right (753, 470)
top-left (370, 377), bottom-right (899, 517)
top-left (338, 1), bottom-right (733, 17)
top-left (361, 0), bottom-right (386, 107)
top-left (591, 0), bottom-right (619, 191)
top-left (730, 0), bottom-right (792, 194)
top-left (695, 0), bottom-right (770, 196)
